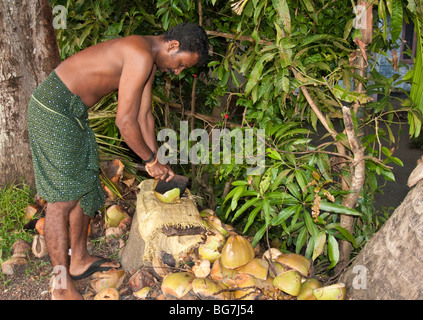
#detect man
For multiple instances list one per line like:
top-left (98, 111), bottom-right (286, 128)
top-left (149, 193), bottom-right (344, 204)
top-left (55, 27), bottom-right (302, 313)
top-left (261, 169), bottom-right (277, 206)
top-left (27, 23), bottom-right (209, 300)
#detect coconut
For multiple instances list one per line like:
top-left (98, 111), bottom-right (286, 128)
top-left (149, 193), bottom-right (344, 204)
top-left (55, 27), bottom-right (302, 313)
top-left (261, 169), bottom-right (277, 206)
top-left (25, 204), bottom-right (39, 221)
top-left (133, 286), bottom-right (151, 299)
top-left (275, 253), bottom-right (311, 277)
top-left (153, 179), bottom-right (181, 203)
top-left (105, 227), bottom-right (124, 240)
top-left (192, 278), bottom-right (229, 300)
top-left (161, 272), bottom-right (195, 299)
top-left (312, 283), bottom-right (346, 300)
top-left (273, 270), bottom-right (302, 297)
top-left (199, 209), bottom-right (215, 218)
top-left (297, 278), bottom-right (322, 300)
top-left (35, 217), bottom-right (45, 235)
top-left (206, 216), bottom-right (228, 237)
top-left (268, 261), bottom-right (288, 278)
top-left (90, 268), bottom-right (125, 293)
top-left (12, 239), bottom-right (30, 258)
top-left (93, 288), bottom-right (119, 300)
top-left (198, 240), bottom-right (221, 263)
top-left (32, 234), bottom-right (48, 259)
top-left (205, 233), bottom-right (225, 250)
top-left (220, 234), bottom-right (255, 269)
top-left (262, 248), bottom-right (282, 261)
top-left (233, 273), bottom-right (260, 300)
top-left (105, 205), bottom-right (129, 229)
top-left (210, 259), bottom-right (237, 284)
top-left (237, 258), bottom-right (269, 281)
top-left (192, 259), bottom-right (211, 278)
top-left (129, 269), bottom-right (155, 292)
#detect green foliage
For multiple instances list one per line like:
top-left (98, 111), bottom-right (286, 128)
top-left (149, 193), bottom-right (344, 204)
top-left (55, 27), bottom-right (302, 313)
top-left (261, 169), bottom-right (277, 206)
top-left (207, 0), bottom-right (421, 268)
top-left (0, 182), bottom-right (34, 262)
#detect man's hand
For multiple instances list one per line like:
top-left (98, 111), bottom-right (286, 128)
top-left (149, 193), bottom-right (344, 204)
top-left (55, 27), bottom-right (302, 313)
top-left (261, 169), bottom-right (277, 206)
top-left (146, 162), bottom-right (175, 182)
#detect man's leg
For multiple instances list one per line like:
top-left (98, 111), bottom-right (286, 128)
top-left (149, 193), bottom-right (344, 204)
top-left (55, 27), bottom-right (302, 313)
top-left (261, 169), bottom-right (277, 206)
top-left (68, 202), bottom-right (119, 278)
top-left (44, 200), bottom-right (83, 300)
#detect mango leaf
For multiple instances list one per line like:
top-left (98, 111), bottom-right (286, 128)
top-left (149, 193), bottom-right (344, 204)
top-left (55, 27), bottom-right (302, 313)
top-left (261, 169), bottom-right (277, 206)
top-left (270, 204), bottom-right (301, 226)
top-left (390, 0), bottom-right (403, 41)
top-left (328, 234), bottom-right (339, 269)
top-left (319, 201), bottom-right (361, 216)
top-left (232, 197), bottom-right (261, 221)
top-left (304, 210), bottom-right (319, 237)
top-left (272, 0), bottom-right (291, 34)
top-left (295, 170), bottom-right (308, 193)
top-left (263, 197), bottom-right (271, 226)
top-left (378, 0), bottom-right (388, 41)
top-left (312, 231), bottom-right (326, 261)
top-left (333, 225), bottom-right (357, 248)
top-left (244, 205), bottom-right (262, 233)
top-left (295, 227), bottom-right (308, 254)
top-left (231, 185), bottom-right (247, 211)
top-left (252, 225), bottom-right (267, 247)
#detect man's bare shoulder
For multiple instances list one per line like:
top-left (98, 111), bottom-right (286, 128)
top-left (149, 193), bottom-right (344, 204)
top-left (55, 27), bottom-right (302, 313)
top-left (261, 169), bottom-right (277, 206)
top-left (114, 35), bottom-right (154, 62)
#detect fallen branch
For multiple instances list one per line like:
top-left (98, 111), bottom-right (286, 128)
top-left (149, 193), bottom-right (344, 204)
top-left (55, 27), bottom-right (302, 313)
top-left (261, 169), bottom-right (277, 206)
top-left (206, 30), bottom-right (272, 45)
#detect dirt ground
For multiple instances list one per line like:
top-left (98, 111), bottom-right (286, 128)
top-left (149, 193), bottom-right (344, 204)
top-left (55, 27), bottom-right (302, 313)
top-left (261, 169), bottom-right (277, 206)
top-left (0, 232), bottom-right (139, 300)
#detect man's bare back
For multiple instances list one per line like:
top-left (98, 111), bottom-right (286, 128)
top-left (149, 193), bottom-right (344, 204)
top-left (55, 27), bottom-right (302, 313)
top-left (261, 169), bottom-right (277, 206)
top-left (55, 35), bottom-right (154, 108)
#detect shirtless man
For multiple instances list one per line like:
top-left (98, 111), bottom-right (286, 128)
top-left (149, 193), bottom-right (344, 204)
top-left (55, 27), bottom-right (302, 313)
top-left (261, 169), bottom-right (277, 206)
top-left (27, 23), bottom-right (209, 299)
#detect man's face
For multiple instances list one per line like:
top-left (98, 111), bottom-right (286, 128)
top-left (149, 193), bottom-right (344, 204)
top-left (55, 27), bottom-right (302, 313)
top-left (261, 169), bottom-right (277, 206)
top-left (157, 40), bottom-right (199, 75)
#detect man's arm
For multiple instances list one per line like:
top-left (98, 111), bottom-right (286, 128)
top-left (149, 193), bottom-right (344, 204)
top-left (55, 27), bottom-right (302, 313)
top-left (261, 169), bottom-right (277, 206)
top-left (137, 64), bottom-right (175, 181)
top-left (115, 48), bottom-right (154, 162)
top-left (138, 64), bottom-right (158, 155)
top-left (115, 46), bottom-right (174, 181)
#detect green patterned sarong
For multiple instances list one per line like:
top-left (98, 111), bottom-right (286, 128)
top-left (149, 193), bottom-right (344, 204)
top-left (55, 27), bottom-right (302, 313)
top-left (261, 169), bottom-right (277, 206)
top-left (27, 71), bottom-right (105, 217)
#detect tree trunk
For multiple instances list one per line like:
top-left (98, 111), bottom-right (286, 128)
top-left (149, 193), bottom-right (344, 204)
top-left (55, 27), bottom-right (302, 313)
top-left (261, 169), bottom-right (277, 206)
top-left (0, 0), bottom-right (61, 188)
top-left (340, 157), bottom-right (423, 299)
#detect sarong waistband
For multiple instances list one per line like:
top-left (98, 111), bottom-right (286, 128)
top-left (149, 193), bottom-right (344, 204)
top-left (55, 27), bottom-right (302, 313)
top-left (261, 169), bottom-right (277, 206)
top-left (30, 94), bottom-right (86, 130)
top-left (30, 70), bottom-right (89, 130)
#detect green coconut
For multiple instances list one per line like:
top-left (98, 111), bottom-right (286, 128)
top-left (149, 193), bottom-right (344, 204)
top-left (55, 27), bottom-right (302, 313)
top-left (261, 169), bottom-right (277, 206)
top-left (297, 278), bottom-right (322, 300)
top-left (273, 270), bottom-right (302, 297)
top-left (104, 205), bottom-right (130, 228)
top-left (237, 258), bottom-right (269, 281)
top-left (153, 187), bottom-right (180, 204)
top-left (161, 272), bottom-right (195, 299)
top-left (221, 233), bottom-right (255, 269)
top-left (276, 253), bottom-right (311, 277)
top-left (192, 277), bottom-right (229, 300)
top-left (313, 283), bottom-right (346, 300)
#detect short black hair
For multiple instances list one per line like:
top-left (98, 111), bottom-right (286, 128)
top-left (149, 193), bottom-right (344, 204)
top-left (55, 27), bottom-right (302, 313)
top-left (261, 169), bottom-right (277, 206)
top-left (163, 23), bottom-right (209, 67)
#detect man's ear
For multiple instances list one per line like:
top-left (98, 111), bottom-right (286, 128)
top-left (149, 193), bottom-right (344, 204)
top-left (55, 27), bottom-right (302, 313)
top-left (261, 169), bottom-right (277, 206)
top-left (167, 40), bottom-right (180, 52)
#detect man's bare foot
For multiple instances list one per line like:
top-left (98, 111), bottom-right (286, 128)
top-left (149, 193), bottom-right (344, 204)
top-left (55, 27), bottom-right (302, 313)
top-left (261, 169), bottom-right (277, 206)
top-left (51, 274), bottom-right (84, 300)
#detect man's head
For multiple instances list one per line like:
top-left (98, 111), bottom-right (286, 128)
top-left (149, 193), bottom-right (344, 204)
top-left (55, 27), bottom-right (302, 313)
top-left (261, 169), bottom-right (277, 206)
top-left (157, 23), bottom-right (209, 75)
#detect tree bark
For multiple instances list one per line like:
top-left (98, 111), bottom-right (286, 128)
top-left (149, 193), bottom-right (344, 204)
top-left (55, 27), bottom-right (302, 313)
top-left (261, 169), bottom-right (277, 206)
top-left (340, 157), bottom-right (423, 299)
top-left (336, 107), bottom-right (365, 272)
top-left (0, 0), bottom-right (61, 188)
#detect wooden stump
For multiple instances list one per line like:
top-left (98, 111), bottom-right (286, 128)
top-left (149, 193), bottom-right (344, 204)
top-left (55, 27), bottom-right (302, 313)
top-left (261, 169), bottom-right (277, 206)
top-left (121, 180), bottom-right (206, 272)
top-left (340, 157), bottom-right (423, 299)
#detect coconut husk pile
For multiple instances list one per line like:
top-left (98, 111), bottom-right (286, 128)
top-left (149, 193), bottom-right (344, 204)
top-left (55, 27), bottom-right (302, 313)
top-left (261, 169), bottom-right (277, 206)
top-left (128, 208), bottom-right (347, 301)
top-left (8, 159), bottom-right (346, 300)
